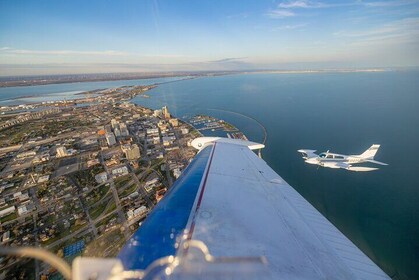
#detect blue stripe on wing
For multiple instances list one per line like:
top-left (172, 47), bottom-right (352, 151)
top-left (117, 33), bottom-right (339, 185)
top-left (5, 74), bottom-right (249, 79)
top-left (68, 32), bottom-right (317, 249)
top-left (118, 145), bottom-right (212, 270)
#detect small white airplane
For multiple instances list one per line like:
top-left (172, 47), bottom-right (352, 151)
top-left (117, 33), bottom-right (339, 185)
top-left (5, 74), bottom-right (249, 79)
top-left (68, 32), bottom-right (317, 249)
top-left (298, 144), bottom-right (388, 171)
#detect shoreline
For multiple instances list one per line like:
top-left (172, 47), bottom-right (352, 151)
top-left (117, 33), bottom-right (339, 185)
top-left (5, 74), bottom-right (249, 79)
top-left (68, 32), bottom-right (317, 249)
top-left (0, 68), bottom-right (399, 88)
top-left (0, 72), bottom-right (231, 88)
top-left (0, 76), bottom-right (195, 107)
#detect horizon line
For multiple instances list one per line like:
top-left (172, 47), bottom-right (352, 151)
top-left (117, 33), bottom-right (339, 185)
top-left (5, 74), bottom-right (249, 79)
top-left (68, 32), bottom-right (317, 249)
top-left (1, 66), bottom-right (419, 79)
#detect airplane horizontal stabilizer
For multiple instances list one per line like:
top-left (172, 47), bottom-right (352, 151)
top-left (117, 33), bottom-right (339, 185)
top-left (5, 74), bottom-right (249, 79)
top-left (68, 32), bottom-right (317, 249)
top-left (366, 159), bottom-right (388, 166)
top-left (297, 149), bottom-right (317, 158)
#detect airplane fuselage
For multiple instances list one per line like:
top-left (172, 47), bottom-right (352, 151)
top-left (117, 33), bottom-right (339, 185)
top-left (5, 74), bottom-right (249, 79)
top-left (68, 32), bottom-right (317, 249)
top-left (305, 152), bottom-right (367, 165)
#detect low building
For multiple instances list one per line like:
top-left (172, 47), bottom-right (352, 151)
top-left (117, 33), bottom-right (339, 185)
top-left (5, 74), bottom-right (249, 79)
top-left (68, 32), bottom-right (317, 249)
top-left (56, 146), bottom-right (68, 158)
top-left (144, 177), bottom-right (159, 192)
top-left (155, 188), bottom-right (167, 202)
top-left (87, 159), bottom-right (100, 167)
top-left (0, 206), bottom-right (15, 218)
top-left (147, 128), bottom-right (159, 135)
top-left (152, 136), bottom-right (161, 145)
top-left (16, 150), bottom-right (36, 159)
top-left (16, 192), bottom-right (30, 202)
top-left (127, 206), bottom-right (147, 220)
top-left (162, 136), bottom-right (176, 146)
top-left (153, 109), bottom-right (163, 118)
top-left (134, 206), bottom-right (147, 216)
top-left (173, 168), bottom-right (182, 179)
top-left (32, 153), bottom-right (50, 163)
top-left (17, 203), bottom-right (35, 216)
top-left (38, 175), bottom-right (50, 183)
top-left (111, 166), bottom-right (129, 177)
top-left (169, 118), bottom-right (179, 127)
top-left (95, 172), bottom-right (108, 184)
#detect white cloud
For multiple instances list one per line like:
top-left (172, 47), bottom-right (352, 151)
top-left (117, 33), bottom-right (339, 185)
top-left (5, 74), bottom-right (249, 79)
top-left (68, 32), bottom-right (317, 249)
top-left (275, 23), bottom-right (307, 30)
top-left (0, 48), bottom-right (128, 56)
top-left (267, 0), bottom-right (334, 19)
top-left (278, 0), bottom-right (326, 9)
top-left (0, 48), bottom-right (190, 60)
top-left (362, 0), bottom-right (417, 7)
top-left (334, 17), bottom-right (419, 46)
top-left (279, 0), bottom-right (310, 8)
top-left (266, 9), bottom-right (296, 18)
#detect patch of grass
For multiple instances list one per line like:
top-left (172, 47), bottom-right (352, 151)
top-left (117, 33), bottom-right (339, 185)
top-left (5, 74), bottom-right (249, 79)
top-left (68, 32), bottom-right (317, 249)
top-left (114, 174), bottom-right (131, 188)
top-left (120, 183), bottom-right (137, 197)
top-left (105, 201), bottom-right (116, 215)
top-left (86, 184), bottom-right (110, 205)
top-left (0, 212), bottom-right (17, 223)
top-left (89, 200), bottom-right (109, 220)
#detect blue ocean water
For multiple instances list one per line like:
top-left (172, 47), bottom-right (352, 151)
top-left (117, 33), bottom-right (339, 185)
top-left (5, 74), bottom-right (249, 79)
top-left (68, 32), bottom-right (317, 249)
top-left (2, 71), bottom-right (418, 278)
top-left (131, 71), bottom-right (419, 279)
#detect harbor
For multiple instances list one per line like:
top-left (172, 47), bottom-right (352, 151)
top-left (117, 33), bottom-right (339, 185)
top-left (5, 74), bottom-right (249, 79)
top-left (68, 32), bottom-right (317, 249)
top-left (186, 115), bottom-right (248, 141)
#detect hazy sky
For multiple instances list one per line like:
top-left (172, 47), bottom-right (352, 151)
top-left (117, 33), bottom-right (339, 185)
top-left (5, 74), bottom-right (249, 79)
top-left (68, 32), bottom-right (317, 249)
top-left (1, 0), bottom-right (418, 75)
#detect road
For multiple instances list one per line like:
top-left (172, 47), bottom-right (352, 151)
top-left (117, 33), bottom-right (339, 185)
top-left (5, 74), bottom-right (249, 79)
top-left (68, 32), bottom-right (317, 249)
top-left (126, 163), bottom-right (154, 209)
top-left (67, 175), bottom-right (98, 238)
top-left (99, 150), bottom-right (129, 241)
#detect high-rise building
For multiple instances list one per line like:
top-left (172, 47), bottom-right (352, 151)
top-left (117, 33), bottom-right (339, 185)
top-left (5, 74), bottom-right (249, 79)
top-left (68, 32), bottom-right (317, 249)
top-left (114, 127), bottom-right (121, 137)
top-left (105, 133), bottom-right (117, 146)
top-left (56, 146), bottom-right (68, 158)
top-left (120, 123), bottom-right (129, 136)
top-left (121, 144), bottom-right (140, 160)
top-left (162, 106), bottom-right (171, 119)
top-left (105, 125), bottom-right (113, 134)
top-left (111, 119), bottom-right (119, 129)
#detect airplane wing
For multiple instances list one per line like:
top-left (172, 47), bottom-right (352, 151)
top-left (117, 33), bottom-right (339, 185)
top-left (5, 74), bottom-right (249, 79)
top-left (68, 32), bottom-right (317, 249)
top-left (322, 162), bottom-right (379, 172)
top-left (116, 139), bottom-right (389, 279)
top-left (323, 161), bottom-right (351, 169)
top-left (348, 166), bottom-right (379, 172)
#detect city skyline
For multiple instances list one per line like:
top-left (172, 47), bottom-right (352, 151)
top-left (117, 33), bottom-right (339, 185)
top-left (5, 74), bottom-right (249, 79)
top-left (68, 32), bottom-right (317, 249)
top-left (1, 0), bottom-right (419, 75)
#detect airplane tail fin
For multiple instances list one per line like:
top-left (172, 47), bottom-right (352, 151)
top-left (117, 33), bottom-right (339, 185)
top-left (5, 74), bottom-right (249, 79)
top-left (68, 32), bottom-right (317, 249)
top-left (359, 144), bottom-right (380, 159)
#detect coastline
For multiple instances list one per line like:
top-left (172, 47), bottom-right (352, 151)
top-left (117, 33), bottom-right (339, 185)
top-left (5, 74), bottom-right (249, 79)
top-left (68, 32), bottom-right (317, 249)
top-left (0, 68), bottom-right (397, 88)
